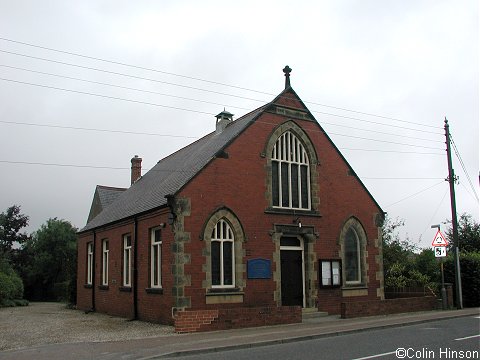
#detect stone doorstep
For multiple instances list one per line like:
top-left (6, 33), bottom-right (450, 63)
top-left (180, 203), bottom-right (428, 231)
top-left (302, 307), bottom-right (329, 320)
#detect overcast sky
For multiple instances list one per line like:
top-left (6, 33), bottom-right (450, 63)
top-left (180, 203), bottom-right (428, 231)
top-left (0, 0), bottom-right (478, 249)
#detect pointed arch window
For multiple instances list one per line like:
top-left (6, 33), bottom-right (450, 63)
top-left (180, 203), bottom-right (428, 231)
top-left (271, 131), bottom-right (311, 210)
top-left (345, 227), bottom-right (361, 284)
top-left (211, 219), bottom-right (235, 288)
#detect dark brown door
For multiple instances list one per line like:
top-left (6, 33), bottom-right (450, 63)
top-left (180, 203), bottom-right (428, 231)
top-left (280, 250), bottom-right (303, 306)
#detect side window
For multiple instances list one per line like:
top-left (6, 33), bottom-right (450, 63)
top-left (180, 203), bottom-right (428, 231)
top-left (123, 234), bottom-right (132, 287)
top-left (86, 242), bottom-right (93, 285)
top-left (345, 228), bottom-right (361, 284)
top-left (150, 227), bottom-right (162, 288)
top-left (211, 219), bottom-right (235, 288)
top-left (271, 131), bottom-right (311, 210)
top-left (101, 239), bottom-right (109, 286)
top-left (340, 218), bottom-right (367, 287)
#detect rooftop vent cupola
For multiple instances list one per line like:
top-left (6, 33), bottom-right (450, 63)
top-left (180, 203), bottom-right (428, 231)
top-left (131, 155), bottom-right (142, 185)
top-left (215, 110), bottom-right (234, 134)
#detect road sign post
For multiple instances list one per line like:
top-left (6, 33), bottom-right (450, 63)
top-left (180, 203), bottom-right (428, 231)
top-left (431, 228), bottom-right (448, 310)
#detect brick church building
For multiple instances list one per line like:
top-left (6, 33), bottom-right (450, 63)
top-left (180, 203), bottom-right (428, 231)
top-left (77, 67), bottom-right (386, 330)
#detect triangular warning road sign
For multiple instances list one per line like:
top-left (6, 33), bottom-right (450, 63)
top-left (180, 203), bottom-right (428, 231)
top-left (431, 230), bottom-right (448, 246)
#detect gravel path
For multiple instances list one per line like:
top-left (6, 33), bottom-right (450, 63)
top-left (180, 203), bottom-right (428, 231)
top-left (0, 302), bottom-right (174, 351)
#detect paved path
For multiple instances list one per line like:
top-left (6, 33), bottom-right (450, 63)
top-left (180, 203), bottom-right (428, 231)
top-left (0, 305), bottom-right (478, 360)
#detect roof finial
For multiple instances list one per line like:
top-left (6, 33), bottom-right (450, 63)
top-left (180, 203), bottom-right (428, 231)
top-left (283, 65), bottom-right (292, 89)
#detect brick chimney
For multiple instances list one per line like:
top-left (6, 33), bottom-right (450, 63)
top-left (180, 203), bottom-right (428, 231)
top-left (215, 110), bottom-right (234, 134)
top-left (131, 155), bottom-right (142, 185)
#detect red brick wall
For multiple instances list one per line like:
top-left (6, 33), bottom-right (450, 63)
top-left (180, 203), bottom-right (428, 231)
top-left (77, 210), bottom-right (174, 324)
top-left (77, 232), bottom-right (93, 311)
top-left (135, 210), bottom-right (174, 325)
top-left (174, 306), bottom-right (301, 333)
top-left (341, 297), bottom-right (437, 318)
top-left (179, 104), bottom-right (383, 313)
top-left (77, 89), bottom-right (384, 324)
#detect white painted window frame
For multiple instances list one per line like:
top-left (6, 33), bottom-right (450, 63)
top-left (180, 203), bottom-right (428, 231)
top-left (101, 239), bottom-right (109, 286)
top-left (211, 219), bottom-right (235, 289)
top-left (86, 242), bottom-right (93, 285)
top-left (123, 234), bottom-right (132, 287)
top-left (272, 131), bottom-right (311, 210)
top-left (150, 227), bottom-right (162, 289)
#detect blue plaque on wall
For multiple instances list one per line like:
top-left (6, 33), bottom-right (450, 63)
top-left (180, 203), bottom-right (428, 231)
top-left (247, 258), bottom-right (271, 279)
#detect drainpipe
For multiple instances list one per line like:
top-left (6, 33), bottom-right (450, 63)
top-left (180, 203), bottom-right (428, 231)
top-left (133, 217), bottom-right (138, 320)
top-left (91, 230), bottom-right (96, 312)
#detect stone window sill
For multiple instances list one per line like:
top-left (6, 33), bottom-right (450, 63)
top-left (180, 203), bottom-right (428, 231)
top-left (205, 291), bottom-right (244, 305)
top-left (145, 287), bottom-right (163, 294)
top-left (98, 285), bottom-right (109, 290)
top-left (264, 207), bottom-right (321, 217)
top-left (119, 286), bottom-right (132, 292)
top-left (84, 284), bottom-right (93, 289)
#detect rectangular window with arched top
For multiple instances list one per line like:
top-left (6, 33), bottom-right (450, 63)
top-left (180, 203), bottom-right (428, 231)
top-left (211, 219), bottom-right (235, 288)
top-left (123, 234), bottom-right (132, 287)
top-left (271, 131), bottom-right (311, 210)
top-left (150, 227), bottom-right (162, 289)
top-left (345, 228), bottom-right (361, 284)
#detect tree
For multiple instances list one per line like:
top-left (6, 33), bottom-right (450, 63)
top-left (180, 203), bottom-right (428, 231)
top-left (444, 213), bottom-right (480, 307)
top-left (22, 218), bottom-right (77, 302)
top-left (0, 205), bottom-right (29, 256)
top-left (382, 217), bottom-right (438, 291)
top-left (445, 213), bottom-right (480, 253)
top-left (382, 217), bottom-right (418, 273)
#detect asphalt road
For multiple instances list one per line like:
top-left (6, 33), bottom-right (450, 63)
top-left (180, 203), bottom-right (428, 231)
top-left (171, 316), bottom-right (480, 360)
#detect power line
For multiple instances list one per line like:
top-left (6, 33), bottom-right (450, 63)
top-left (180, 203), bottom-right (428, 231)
top-left (0, 118), bottom-right (446, 155)
top-left (0, 120), bottom-right (200, 139)
top-left (385, 181), bottom-right (445, 207)
top-left (0, 49), bottom-right (268, 102)
top-left (0, 118), bottom-right (444, 155)
top-left (363, 177), bottom-right (445, 180)
top-left (0, 160), bottom-right (447, 181)
top-left (0, 63), bottom-right (444, 141)
top-left (0, 64), bottom-right (251, 111)
top-left (0, 77), bottom-right (444, 151)
top-left (325, 132), bottom-right (443, 150)
top-left (421, 187), bottom-right (449, 239)
top-left (0, 50), bottom-right (442, 135)
top-left (0, 36), bottom-right (441, 129)
top-left (321, 120), bottom-right (442, 143)
top-left (338, 148), bottom-right (444, 155)
top-left (0, 77), bottom-right (216, 116)
top-left (450, 135), bottom-right (479, 201)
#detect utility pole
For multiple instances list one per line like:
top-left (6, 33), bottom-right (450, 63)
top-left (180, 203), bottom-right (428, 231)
top-left (444, 118), bottom-right (463, 309)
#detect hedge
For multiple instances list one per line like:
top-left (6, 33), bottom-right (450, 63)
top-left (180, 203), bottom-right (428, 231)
top-left (444, 252), bottom-right (480, 307)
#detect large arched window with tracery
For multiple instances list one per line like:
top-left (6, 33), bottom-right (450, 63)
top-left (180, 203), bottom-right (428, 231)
top-left (271, 131), bottom-right (311, 210)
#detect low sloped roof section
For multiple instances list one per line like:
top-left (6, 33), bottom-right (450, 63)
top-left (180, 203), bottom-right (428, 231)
top-left (80, 106), bottom-right (265, 233)
top-left (87, 185), bottom-right (127, 223)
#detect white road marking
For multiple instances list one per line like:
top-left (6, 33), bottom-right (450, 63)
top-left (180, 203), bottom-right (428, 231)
top-left (350, 351), bottom-right (397, 360)
top-left (455, 334), bottom-right (480, 341)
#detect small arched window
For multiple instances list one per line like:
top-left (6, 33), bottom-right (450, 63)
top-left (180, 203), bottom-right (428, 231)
top-left (211, 219), bottom-right (235, 288)
top-left (271, 131), bottom-right (311, 210)
top-left (345, 227), bottom-right (361, 284)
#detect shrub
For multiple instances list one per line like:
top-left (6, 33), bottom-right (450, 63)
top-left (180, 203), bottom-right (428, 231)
top-left (444, 252), bottom-right (480, 307)
top-left (13, 299), bottom-right (29, 306)
top-left (0, 271), bottom-right (23, 302)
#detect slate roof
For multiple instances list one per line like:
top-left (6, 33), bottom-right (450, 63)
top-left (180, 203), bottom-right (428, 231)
top-left (80, 105), bottom-right (266, 233)
top-left (86, 185), bottom-right (127, 223)
top-left (98, 185), bottom-right (127, 207)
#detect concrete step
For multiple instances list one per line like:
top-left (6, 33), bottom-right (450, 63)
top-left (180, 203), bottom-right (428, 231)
top-left (302, 308), bottom-right (329, 319)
